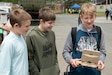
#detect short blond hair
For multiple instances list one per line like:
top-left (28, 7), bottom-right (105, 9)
top-left (80, 3), bottom-right (96, 16)
top-left (10, 8), bottom-right (32, 27)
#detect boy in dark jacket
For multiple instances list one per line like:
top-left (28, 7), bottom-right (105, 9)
top-left (26, 7), bottom-right (60, 75)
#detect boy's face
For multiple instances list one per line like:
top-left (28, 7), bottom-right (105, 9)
top-left (80, 14), bottom-right (96, 29)
top-left (16, 20), bottom-right (31, 36)
top-left (41, 20), bottom-right (55, 31)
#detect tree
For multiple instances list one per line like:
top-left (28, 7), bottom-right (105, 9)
top-left (0, 0), bottom-right (19, 4)
top-left (64, 0), bottom-right (91, 8)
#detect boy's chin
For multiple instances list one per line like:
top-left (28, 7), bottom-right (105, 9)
top-left (22, 33), bottom-right (27, 36)
top-left (46, 28), bottom-right (52, 31)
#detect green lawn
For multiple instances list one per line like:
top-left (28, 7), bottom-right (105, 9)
top-left (96, 12), bottom-right (105, 16)
top-left (55, 12), bottom-right (105, 17)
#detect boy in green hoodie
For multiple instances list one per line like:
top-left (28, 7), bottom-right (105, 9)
top-left (26, 7), bottom-right (60, 75)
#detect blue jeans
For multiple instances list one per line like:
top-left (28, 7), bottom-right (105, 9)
top-left (70, 66), bottom-right (101, 75)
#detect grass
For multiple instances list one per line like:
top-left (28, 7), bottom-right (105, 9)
top-left (55, 11), bottom-right (105, 17)
top-left (96, 12), bottom-right (105, 16)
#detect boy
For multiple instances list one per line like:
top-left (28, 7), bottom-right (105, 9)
top-left (0, 5), bottom-right (22, 45)
top-left (62, 3), bottom-right (106, 75)
top-left (26, 7), bottom-right (60, 75)
top-left (0, 15), bottom-right (11, 45)
top-left (0, 8), bottom-right (32, 75)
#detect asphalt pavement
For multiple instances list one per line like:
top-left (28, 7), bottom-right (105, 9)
top-left (95, 16), bottom-right (112, 23)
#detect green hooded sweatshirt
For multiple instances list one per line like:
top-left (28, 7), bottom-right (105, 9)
top-left (26, 27), bottom-right (60, 75)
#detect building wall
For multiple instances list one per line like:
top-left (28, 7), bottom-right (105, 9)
top-left (96, 4), bottom-right (112, 12)
top-left (55, 3), bottom-right (64, 13)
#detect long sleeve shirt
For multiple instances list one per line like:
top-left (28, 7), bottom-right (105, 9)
top-left (0, 31), bottom-right (28, 75)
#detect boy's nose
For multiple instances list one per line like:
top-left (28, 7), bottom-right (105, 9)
top-left (87, 19), bottom-right (91, 23)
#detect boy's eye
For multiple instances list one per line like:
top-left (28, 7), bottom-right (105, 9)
top-left (48, 22), bottom-right (54, 24)
top-left (84, 17), bottom-right (88, 20)
top-left (48, 22), bottom-right (52, 24)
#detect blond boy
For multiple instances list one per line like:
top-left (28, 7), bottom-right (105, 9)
top-left (63, 3), bottom-right (106, 75)
top-left (0, 8), bottom-right (32, 75)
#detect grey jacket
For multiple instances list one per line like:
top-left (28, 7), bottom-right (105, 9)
top-left (62, 24), bottom-right (106, 64)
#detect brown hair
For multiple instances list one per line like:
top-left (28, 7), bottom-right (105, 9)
top-left (80, 3), bottom-right (96, 16)
top-left (39, 7), bottom-right (56, 21)
top-left (10, 8), bottom-right (32, 27)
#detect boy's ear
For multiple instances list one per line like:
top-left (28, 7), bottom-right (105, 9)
top-left (40, 19), bottom-right (45, 23)
top-left (13, 23), bottom-right (19, 28)
top-left (40, 19), bottom-right (43, 22)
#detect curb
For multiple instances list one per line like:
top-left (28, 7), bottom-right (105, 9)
top-left (95, 17), bottom-right (112, 23)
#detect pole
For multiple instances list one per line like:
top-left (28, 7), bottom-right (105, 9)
top-left (106, 0), bottom-right (108, 8)
top-left (110, 0), bottom-right (111, 7)
top-left (95, 0), bottom-right (97, 4)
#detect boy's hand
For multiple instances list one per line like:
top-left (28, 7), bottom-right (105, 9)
top-left (70, 59), bottom-right (81, 68)
top-left (0, 23), bottom-right (6, 29)
top-left (97, 60), bottom-right (105, 71)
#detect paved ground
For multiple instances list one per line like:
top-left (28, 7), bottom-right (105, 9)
top-left (95, 16), bottom-right (112, 23)
top-left (52, 14), bottom-right (112, 75)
